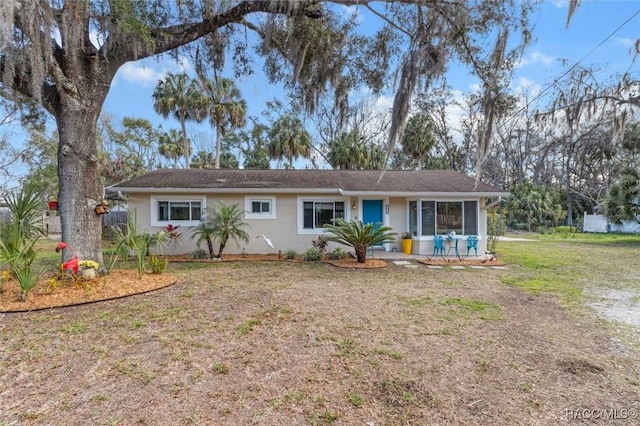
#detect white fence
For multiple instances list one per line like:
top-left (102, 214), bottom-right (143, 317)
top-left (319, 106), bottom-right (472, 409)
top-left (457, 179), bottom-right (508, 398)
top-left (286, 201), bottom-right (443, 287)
top-left (583, 213), bottom-right (640, 234)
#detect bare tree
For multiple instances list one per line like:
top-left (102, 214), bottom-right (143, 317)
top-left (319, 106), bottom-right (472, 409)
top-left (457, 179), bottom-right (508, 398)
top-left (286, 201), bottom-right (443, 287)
top-left (536, 67), bottom-right (618, 224)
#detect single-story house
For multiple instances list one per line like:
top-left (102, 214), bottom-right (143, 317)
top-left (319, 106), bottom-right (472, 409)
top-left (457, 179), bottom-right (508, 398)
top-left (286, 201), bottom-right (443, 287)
top-left (109, 169), bottom-right (507, 256)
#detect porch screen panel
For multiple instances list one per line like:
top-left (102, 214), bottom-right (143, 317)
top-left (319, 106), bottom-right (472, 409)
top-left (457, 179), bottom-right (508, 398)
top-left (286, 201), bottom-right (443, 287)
top-left (421, 201), bottom-right (435, 236)
top-left (463, 201), bottom-right (478, 235)
top-left (436, 202), bottom-right (462, 234)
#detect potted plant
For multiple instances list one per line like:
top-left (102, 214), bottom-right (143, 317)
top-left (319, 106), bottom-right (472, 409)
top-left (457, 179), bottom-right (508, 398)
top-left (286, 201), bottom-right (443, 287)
top-left (78, 260), bottom-right (99, 280)
top-left (400, 232), bottom-right (413, 254)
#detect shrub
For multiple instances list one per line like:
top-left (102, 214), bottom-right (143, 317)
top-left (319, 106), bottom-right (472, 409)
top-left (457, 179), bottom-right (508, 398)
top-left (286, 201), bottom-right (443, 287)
top-left (162, 224), bottom-right (183, 255)
top-left (303, 247), bottom-right (323, 261)
top-left (110, 210), bottom-right (151, 278)
top-left (328, 247), bottom-right (347, 260)
top-left (486, 208), bottom-right (506, 254)
top-left (553, 225), bottom-right (579, 234)
top-left (190, 249), bottom-right (208, 259)
top-left (14, 262), bottom-right (36, 302)
top-left (0, 186), bottom-right (46, 300)
top-left (149, 255), bottom-right (168, 274)
top-left (284, 249), bottom-right (297, 260)
top-left (311, 235), bottom-right (329, 252)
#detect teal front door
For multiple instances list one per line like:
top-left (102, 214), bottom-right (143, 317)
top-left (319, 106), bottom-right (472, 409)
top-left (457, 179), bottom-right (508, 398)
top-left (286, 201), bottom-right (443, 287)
top-left (362, 199), bottom-right (384, 246)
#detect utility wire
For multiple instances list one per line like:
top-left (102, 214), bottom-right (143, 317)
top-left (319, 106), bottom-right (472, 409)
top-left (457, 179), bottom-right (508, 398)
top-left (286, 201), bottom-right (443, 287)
top-left (510, 6), bottom-right (640, 122)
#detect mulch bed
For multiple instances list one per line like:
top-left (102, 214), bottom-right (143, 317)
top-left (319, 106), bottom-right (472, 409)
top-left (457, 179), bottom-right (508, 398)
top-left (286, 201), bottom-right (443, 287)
top-left (167, 253), bottom-right (388, 268)
top-left (0, 269), bottom-right (178, 313)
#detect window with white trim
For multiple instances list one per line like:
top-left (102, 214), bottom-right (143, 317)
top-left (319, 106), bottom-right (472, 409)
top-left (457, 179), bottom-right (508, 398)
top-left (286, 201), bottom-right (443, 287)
top-left (151, 197), bottom-right (205, 226)
top-left (302, 200), bottom-right (345, 230)
top-left (244, 196), bottom-right (276, 219)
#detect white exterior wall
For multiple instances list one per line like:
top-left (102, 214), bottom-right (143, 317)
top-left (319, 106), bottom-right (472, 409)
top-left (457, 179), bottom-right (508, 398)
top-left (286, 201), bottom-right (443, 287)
top-left (126, 191), bottom-right (491, 255)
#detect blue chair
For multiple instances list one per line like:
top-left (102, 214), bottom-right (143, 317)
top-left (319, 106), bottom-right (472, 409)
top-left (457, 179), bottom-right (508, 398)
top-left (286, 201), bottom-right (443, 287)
top-left (466, 235), bottom-right (478, 257)
top-left (433, 235), bottom-right (445, 256)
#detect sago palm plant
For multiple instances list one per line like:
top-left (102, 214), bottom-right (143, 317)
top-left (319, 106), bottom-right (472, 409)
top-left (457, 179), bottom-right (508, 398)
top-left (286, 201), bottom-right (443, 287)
top-left (323, 219), bottom-right (396, 263)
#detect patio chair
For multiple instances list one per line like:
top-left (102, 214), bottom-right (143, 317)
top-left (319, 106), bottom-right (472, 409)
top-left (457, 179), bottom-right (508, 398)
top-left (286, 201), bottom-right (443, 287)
top-left (433, 235), bottom-right (445, 256)
top-left (466, 235), bottom-right (478, 257)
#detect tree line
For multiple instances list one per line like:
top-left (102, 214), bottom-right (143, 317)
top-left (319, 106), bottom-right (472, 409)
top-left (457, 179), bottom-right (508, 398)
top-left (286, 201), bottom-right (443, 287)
top-left (1, 0), bottom-right (637, 265)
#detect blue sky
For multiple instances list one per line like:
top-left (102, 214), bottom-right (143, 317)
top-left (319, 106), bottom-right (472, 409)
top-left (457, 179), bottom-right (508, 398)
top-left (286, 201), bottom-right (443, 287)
top-left (102, 0), bottom-right (640, 145)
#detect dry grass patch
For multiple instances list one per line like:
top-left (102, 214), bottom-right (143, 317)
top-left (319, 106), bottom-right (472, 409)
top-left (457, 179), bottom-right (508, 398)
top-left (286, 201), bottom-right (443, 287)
top-left (1, 260), bottom-right (639, 425)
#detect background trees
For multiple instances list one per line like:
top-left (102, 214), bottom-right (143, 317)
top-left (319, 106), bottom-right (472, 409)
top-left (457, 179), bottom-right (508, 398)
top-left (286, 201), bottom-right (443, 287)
top-left (4, 0), bottom-right (639, 263)
top-left (268, 115), bottom-right (312, 168)
top-left (602, 165), bottom-right (640, 225)
top-left (152, 73), bottom-right (205, 169)
top-left (200, 77), bottom-right (247, 169)
top-left (326, 130), bottom-right (385, 170)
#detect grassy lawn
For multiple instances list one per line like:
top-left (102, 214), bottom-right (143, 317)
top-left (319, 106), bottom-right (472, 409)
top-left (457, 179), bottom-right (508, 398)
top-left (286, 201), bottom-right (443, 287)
top-left (1, 233), bottom-right (639, 425)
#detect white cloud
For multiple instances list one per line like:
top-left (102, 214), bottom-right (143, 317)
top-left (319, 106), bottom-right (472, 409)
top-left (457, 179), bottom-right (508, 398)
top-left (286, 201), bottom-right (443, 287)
top-left (374, 95), bottom-right (393, 111)
top-left (117, 62), bottom-right (165, 86)
top-left (114, 57), bottom-right (194, 87)
top-left (335, 4), bottom-right (364, 24)
top-left (517, 51), bottom-right (555, 68)
top-left (616, 37), bottom-right (635, 48)
top-left (514, 77), bottom-right (542, 95)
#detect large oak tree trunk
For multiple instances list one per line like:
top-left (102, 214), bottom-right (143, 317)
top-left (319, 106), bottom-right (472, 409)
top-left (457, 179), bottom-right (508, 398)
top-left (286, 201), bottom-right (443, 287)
top-left (56, 92), bottom-right (108, 266)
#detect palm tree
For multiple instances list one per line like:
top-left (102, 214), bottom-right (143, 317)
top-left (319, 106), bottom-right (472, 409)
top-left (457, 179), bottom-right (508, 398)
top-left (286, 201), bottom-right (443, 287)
top-left (268, 115), bottom-right (312, 167)
top-left (152, 73), bottom-right (205, 168)
top-left (327, 130), bottom-right (385, 170)
top-left (191, 221), bottom-right (216, 259)
top-left (190, 151), bottom-right (216, 169)
top-left (158, 129), bottom-right (186, 168)
top-left (208, 203), bottom-right (250, 258)
top-left (401, 114), bottom-right (436, 170)
top-left (200, 77), bottom-right (246, 169)
top-left (323, 219), bottom-right (396, 263)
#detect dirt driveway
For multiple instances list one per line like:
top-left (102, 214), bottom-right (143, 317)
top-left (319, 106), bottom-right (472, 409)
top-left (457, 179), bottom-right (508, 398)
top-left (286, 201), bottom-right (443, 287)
top-left (1, 260), bottom-right (639, 425)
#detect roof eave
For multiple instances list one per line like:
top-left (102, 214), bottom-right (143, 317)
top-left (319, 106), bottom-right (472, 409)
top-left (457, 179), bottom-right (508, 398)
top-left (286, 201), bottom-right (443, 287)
top-left (109, 187), bottom-right (507, 197)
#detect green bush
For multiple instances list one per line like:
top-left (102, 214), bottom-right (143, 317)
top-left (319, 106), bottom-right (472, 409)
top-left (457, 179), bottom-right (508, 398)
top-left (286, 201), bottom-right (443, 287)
top-left (190, 249), bottom-right (208, 259)
top-left (0, 186), bottom-right (46, 301)
top-left (149, 255), bottom-right (168, 274)
top-left (553, 225), bottom-right (579, 234)
top-left (303, 247), bottom-right (323, 261)
top-left (328, 247), bottom-right (347, 260)
top-left (284, 250), bottom-right (297, 260)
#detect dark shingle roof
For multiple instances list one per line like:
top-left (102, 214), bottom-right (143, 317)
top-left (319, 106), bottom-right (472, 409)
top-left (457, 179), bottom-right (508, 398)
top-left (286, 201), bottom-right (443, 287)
top-left (111, 169), bottom-right (507, 195)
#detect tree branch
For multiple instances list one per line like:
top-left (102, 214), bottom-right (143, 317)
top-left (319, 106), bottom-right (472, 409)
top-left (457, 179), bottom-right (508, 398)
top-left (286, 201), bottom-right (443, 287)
top-left (148, 1), bottom-right (323, 57)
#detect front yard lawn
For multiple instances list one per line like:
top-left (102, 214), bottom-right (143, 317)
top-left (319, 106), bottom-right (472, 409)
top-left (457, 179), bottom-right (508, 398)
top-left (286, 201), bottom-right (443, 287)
top-left (1, 234), bottom-right (639, 424)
